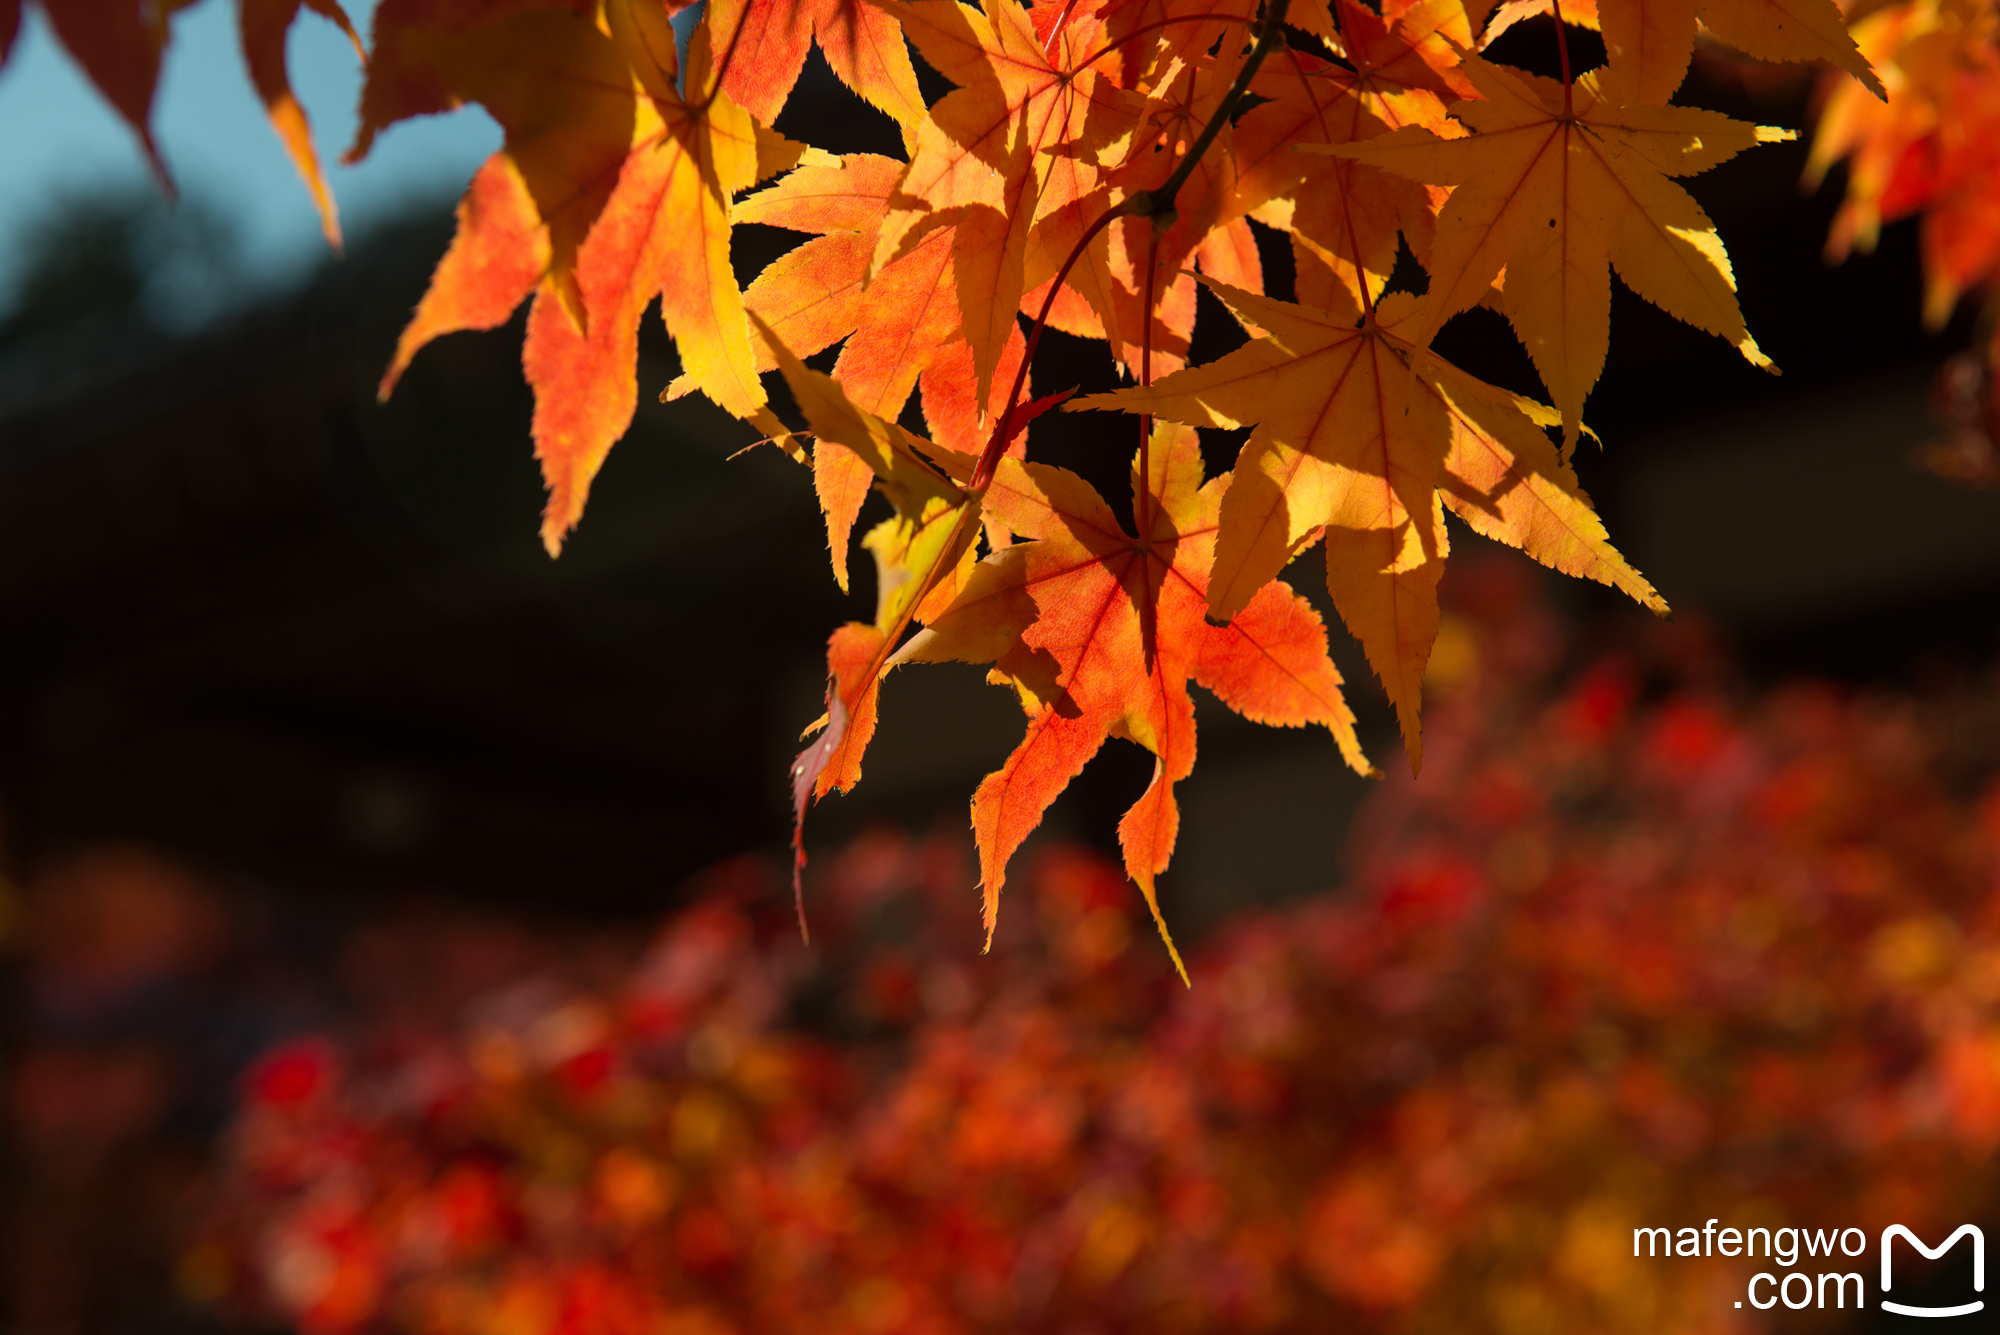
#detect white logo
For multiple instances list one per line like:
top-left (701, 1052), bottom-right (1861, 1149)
top-left (1881, 1225), bottom-right (1985, 1318)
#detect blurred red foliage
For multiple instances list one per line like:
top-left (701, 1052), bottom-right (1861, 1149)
top-left (145, 570), bottom-right (2000, 1330)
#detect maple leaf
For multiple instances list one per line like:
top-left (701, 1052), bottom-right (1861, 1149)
top-left (1480, 0), bottom-right (1598, 50)
top-left (1230, 0), bottom-right (1483, 305)
top-left (1014, 0), bottom-right (1300, 365)
top-left (16, 0), bottom-right (359, 215)
top-left (1603, 0), bottom-right (1884, 104)
top-left (1022, 153), bottom-right (1206, 378)
top-left (1078, 280), bottom-right (1664, 768)
top-left (1484, 0), bottom-right (1882, 102)
top-left (809, 327), bottom-right (1029, 589)
top-left (241, 0), bottom-right (364, 245)
top-left (871, 0), bottom-right (1141, 405)
top-left (1808, 0), bottom-right (2000, 327)
top-left (897, 423), bottom-right (1373, 973)
top-left (1339, 0), bottom-right (1481, 104)
top-left (27, 0), bottom-right (183, 187)
top-left (1905, 65), bottom-right (2000, 329)
top-left (1015, 5), bottom-right (1282, 372)
top-left (755, 315), bottom-right (987, 642)
top-left (753, 313), bottom-right (1079, 926)
top-left (1805, 1), bottom-right (1940, 261)
top-left (367, 0), bottom-right (785, 554)
top-left (707, 0), bottom-right (927, 145)
top-left (1028, 0), bottom-right (1259, 92)
top-left (764, 316), bottom-right (1070, 794)
top-left (1328, 51), bottom-right (1791, 445)
top-left (676, 153), bottom-right (1028, 588)
top-left (1232, 9), bottom-right (1459, 306)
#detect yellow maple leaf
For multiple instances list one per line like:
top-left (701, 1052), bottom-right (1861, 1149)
top-left (1600, 0), bottom-right (1885, 104)
top-left (870, 0), bottom-right (1140, 406)
top-left (1484, 0), bottom-right (1883, 102)
top-left (1077, 280), bottom-right (1663, 771)
top-left (1326, 51), bottom-right (1791, 446)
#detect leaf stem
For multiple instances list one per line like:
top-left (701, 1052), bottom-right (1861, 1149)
top-left (1550, 0), bottom-right (1573, 119)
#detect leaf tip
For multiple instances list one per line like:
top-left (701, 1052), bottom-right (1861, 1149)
top-left (539, 519), bottom-right (568, 560)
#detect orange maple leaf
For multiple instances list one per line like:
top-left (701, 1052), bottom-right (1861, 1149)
top-left (28, 0), bottom-right (182, 187)
top-left (1233, 3), bottom-right (1460, 306)
top-left (1808, 0), bottom-right (2000, 327)
top-left (1022, 8), bottom-right (1282, 372)
top-left (753, 315), bottom-right (1069, 930)
top-left (1042, 0), bottom-right (1257, 91)
top-left (873, 0), bottom-right (1142, 404)
top-left (1018, 0), bottom-right (1287, 370)
top-left (1340, 0), bottom-right (1479, 105)
top-left (1022, 152), bottom-right (1203, 378)
top-left (1330, 50), bottom-right (1790, 445)
top-left (708, 0), bottom-right (927, 144)
top-left (367, 0), bottom-right (784, 554)
top-left (1090, 52), bottom-right (1245, 362)
top-left (757, 308), bottom-right (1069, 797)
top-left (1080, 281), bottom-right (1664, 769)
top-left (897, 424), bottom-right (1373, 973)
top-left (679, 153), bottom-right (1028, 588)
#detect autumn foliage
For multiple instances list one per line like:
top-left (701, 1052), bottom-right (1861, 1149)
top-left (29, 0), bottom-right (1981, 950)
top-left (182, 568), bottom-right (2000, 1333)
top-left (1804, 0), bottom-right (2000, 479)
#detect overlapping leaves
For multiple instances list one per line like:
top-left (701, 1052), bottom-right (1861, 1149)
top-left (1327, 49), bottom-right (1793, 445)
top-left (900, 424), bottom-right (1372, 974)
top-left (50, 0), bottom-right (1890, 961)
top-left (364, 0), bottom-right (1872, 955)
top-left (1808, 0), bottom-right (2000, 328)
top-left (1081, 281), bottom-right (1663, 766)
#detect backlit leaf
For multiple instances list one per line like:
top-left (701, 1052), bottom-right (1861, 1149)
top-left (1080, 280), bottom-right (1663, 769)
top-left (1328, 51), bottom-right (1790, 446)
top-left (900, 424), bottom-right (1371, 967)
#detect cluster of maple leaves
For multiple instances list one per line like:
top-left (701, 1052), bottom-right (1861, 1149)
top-left (14, 0), bottom-right (1915, 953)
top-left (187, 567), bottom-right (2000, 1333)
top-left (1805, 0), bottom-right (2000, 474)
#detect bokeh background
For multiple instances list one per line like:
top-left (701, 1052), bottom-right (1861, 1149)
top-left (4, 5), bottom-right (2000, 1331)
